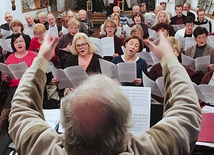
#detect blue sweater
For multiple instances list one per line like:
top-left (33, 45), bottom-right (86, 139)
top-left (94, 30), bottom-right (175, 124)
top-left (112, 55), bottom-right (147, 86)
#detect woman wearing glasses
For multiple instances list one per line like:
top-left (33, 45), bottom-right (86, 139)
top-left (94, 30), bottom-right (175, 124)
top-left (52, 33), bottom-right (101, 89)
top-left (0, 33), bottom-right (37, 131)
top-left (64, 32), bottom-right (101, 74)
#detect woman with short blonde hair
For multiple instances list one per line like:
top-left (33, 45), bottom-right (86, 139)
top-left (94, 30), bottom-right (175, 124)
top-left (64, 32), bottom-right (102, 74)
top-left (70, 32), bottom-right (95, 55)
top-left (33, 23), bottom-right (46, 35)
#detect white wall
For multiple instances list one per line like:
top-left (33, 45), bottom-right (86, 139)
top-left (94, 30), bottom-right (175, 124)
top-left (187, 0), bottom-right (214, 32)
top-left (0, 0), bottom-right (48, 25)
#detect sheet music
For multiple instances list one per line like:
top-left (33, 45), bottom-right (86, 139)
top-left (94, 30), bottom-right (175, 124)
top-left (115, 27), bottom-right (122, 37)
top-left (90, 37), bottom-right (103, 56)
top-left (137, 51), bottom-right (159, 65)
top-left (192, 83), bottom-right (206, 102)
top-left (202, 105), bottom-right (214, 113)
top-left (51, 65), bottom-right (88, 89)
top-left (0, 38), bottom-right (13, 52)
top-left (194, 23), bottom-right (209, 32)
top-left (99, 58), bottom-right (119, 80)
top-left (62, 26), bottom-right (68, 34)
top-left (123, 24), bottom-right (131, 36)
top-left (195, 55), bottom-right (210, 72)
top-left (208, 72), bottom-right (214, 85)
top-left (142, 72), bottom-right (164, 97)
top-left (144, 13), bottom-right (155, 26)
top-left (0, 62), bottom-right (28, 79)
top-left (175, 36), bottom-right (196, 50)
top-left (43, 109), bottom-right (60, 129)
top-left (0, 29), bottom-right (12, 39)
top-left (148, 28), bottom-right (158, 40)
top-left (89, 37), bottom-right (114, 57)
top-left (181, 54), bottom-right (210, 72)
top-left (64, 65), bottom-right (88, 88)
top-left (0, 63), bottom-right (14, 78)
top-left (198, 84), bottom-right (214, 105)
top-left (57, 86), bottom-right (152, 137)
top-left (121, 86), bottom-right (151, 137)
top-left (100, 37), bottom-right (114, 56)
top-left (48, 27), bottom-right (58, 37)
top-left (171, 24), bottom-right (185, 32)
top-left (99, 59), bottom-right (136, 82)
top-left (207, 35), bottom-right (214, 48)
top-left (118, 62), bottom-right (136, 82)
top-left (193, 83), bottom-right (214, 105)
top-left (50, 67), bottom-right (74, 89)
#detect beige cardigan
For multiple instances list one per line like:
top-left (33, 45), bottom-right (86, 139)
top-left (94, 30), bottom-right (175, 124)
top-left (9, 56), bottom-right (201, 155)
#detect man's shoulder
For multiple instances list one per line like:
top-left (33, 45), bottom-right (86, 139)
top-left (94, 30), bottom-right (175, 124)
top-left (0, 23), bottom-right (10, 30)
top-left (185, 44), bottom-right (196, 52)
top-left (205, 44), bottom-right (214, 51)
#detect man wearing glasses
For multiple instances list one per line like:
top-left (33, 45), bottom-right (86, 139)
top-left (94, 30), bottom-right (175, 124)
top-left (195, 8), bottom-right (212, 33)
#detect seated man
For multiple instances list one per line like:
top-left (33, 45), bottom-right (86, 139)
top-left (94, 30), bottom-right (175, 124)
top-left (8, 32), bottom-right (201, 154)
top-left (185, 26), bottom-right (214, 83)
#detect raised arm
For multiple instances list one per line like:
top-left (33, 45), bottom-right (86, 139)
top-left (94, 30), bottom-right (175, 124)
top-left (8, 33), bottom-right (64, 155)
top-left (142, 32), bottom-right (202, 154)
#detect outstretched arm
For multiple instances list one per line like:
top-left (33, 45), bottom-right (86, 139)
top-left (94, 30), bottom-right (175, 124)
top-left (141, 32), bottom-right (202, 154)
top-left (8, 33), bottom-right (62, 155)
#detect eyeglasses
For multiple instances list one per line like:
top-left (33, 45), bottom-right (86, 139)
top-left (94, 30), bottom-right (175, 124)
top-left (196, 36), bottom-right (207, 40)
top-left (75, 43), bottom-right (88, 48)
top-left (14, 40), bottom-right (25, 44)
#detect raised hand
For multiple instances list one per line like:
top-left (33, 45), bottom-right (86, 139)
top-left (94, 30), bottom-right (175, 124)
top-left (38, 32), bottom-right (59, 61)
top-left (143, 31), bottom-right (174, 60)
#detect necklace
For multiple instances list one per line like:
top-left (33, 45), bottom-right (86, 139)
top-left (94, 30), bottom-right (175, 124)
top-left (15, 51), bottom-right (28, 62)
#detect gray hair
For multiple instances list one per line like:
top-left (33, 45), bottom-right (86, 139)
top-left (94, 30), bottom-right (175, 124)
top-left (60, 74), bottom-right (132, 154)
top-left (38, 12), bottom-right (46, 18)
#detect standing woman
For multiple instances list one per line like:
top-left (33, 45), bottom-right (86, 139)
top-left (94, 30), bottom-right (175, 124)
top-left (57, 18), bottom-right (80, 68)
top-left (101, 19), bottom-right (124, 61)
top-left (110, 13), bottom-right (125, 38)
top-left (29, 23), bottom-right (59, 67)
top-left (2, 20), bottom-right (31, 60)
top-left (112, 35), bottom-right (147, 86)
top-left (0, 33), bottom-right (37, 131)
top-left (64, 32), bottom-right (101, 74)
top-left (29, 23), bottom-right (46, 52)
top-left (129, 13), bottom-right (149, 39)
top-left (52, 33), bottom-right (101, 88)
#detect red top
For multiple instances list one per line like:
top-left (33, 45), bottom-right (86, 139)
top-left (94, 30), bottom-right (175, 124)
top-left (29, 38), bottom-right (41, 52)
top-left (5, 51), bottom-right (37, 87)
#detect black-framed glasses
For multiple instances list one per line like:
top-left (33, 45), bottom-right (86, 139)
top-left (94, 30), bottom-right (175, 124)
top-left (75, 43), bottom-right (88, 48)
